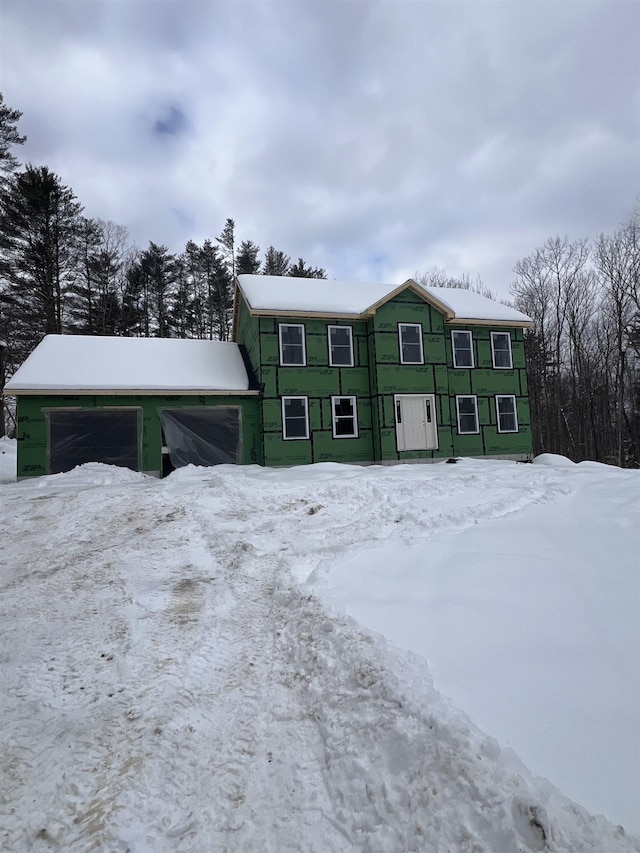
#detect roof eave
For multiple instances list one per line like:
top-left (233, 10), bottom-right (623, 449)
top-left (2, 388), bottom-right (260, 397)
top-left (243, 307), bottom-right (366, 320)
top-left (445, 317), bottom-right (535, 328)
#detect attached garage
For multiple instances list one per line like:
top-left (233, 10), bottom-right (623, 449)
top-left (4, 335), bottom-right (262, 479)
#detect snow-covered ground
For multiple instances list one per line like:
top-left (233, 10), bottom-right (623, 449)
top-left (1, 444), bottom-right (638, 852)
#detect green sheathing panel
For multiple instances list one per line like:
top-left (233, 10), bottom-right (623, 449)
top-left (236, 296), bottom-right (262, 381)
top-left (255, 316), bottom-right (373, 466)
top-left (447, 325), bottom-right (532, 458)
top-left (369, 292), bottom-right (453, 462)
top-left (235, 290), bottom-right (532, 466)
top-left (15, 393), bottom-right (262, 478)
top-left (14, 396), bottom-right (49, 478)
top-left (366, 320), bottom-right (382, 461)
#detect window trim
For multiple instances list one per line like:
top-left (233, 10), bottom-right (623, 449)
top-left (455, 395), bottom-right (479, 435)
top-left (398, 322), bottom-right (424, 365)
top-left (490, 331), bottom-right (513, 369)
top-left (331, 395), bottom-right (358, 439)
top-left (327, 325), bottom-right (354, 367)
top-left (451, 330), bottom-right (474, 368)
top-left (495, 395), bottom-right (519, 433)
top-left (278, 323), bottom-right (306, 366)
top-left (281, 396), bottom-right (310, 440)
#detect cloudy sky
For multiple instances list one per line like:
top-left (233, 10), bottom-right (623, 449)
top-left (2, 0), bottom-right (638, 298)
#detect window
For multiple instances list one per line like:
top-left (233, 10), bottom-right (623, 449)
top-left (456, 395), bottom-right (479, 434)
top-left (331, 396), bottom-right (358, 438)
top-left (282, 397), bottom-right (309, 439)
top-left (496, 395), bottom-right (518, 433)
top-left (328, 325), bottom-right (354, 367)
top-left (398, 323), bottom-right (424, 364)
top-left (491, 332), bottom-right (513, 369)
top-left (279, 324), bottom-right (306, 366)
top-left (451, 330), bottom-right (474, 368)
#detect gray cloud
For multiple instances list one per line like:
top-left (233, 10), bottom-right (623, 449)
top-left (1, 0), bottom-right (638, 296)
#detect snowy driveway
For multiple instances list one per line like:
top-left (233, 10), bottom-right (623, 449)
top-left (1, 458), bottom-right (638, 852)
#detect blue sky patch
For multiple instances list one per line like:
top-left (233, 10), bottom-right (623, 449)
top-left (153, 105), bottom-right (188, 137)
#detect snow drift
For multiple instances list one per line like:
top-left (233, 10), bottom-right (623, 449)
top-left (0, 453), bottom-right (638, 851)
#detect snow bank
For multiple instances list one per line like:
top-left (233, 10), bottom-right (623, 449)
top-left (532, 452), bottom-right (577, 467)
top-left (0, 436), bottom-right (16, 483)
top-left (310, 459), bottom-right (640, 833)
top-left (0, 460), bottom-right (638, 851)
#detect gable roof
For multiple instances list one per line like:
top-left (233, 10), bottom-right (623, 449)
top-left (3, 335), bottom-right (255, 396)
top-left (236, 275), bottom-right (533, 326)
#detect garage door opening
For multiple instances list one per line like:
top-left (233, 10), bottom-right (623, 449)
top-left (47, 409), bottom-right (141, 475)
top-left (160, 407), bottom-right (241, 471)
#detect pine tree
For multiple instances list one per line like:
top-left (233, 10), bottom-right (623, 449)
top-left (216, 218), bottom-right (236, 279)
top-left (201, 239), bottom-right (232, 340)
top-left (236, 240), bottom-right (261, 275)
top-left (181, 239), bottom-right (206, 338)
top-left (0, 165), bottom-right (83, 351)
top-left (69, 217), bottom-right (102, 333)
top-left (120, 254), bottom-right (147, 337)
top-left (171, 254), bottom-right (191, 338)
top-left (262, 246), bottom-right (291, 276)
top-left (288, 257), bottom-right (326, 279)
top-left (130, 242), bottom-right (178, 338)
top-left (0, 93), bottom-right (26, 178)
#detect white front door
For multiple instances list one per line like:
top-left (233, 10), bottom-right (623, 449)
top-left (395, 394), bottom-right (438, 451)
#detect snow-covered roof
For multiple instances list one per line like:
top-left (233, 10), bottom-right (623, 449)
top-left (237, 275), bottom-right (533, 325)
top-left (3, 335), bottom-right (254, 395)
top-left (238, 275), bottom-right (400, 315)
top-left (427, 287), bottom-right (533, 324)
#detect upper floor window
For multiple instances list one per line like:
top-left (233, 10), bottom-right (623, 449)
top-left (331, 396), bottom-right (358, 438)
top-left (451, 330), bottom-right (474, 368)
top-left (491, 332), bottom-right (513, 369)
top-left (456, 395), bottom-right (479, 434)
top-left (496, 395), bottom-right (518, 433)
top-left (328, 326), bottom-right (354, 367)
top-left (398, 323), bottom-right (424, 364)
top-left (282, 396), bottom-right (309, 439)
top-left (279, 324), bottom-right (306, 366)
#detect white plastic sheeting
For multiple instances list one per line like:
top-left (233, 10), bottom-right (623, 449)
top-left (160, 407), bottom-right (241, 468)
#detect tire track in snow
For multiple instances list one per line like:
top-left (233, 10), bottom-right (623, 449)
top-left (157, 507), bottom-right (350, 852)
top-left (2, 464), bottom-right (636, 853)
top-left (0, 485), bottom-right (164, 851)
top-left (21, 486), bottom-right (347, 852)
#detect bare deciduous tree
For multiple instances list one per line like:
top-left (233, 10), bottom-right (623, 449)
top-left (512, 218), bottom-right (640, 467)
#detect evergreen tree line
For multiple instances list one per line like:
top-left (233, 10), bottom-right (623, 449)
top-left (0, 95), bottom-right (325, 386)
